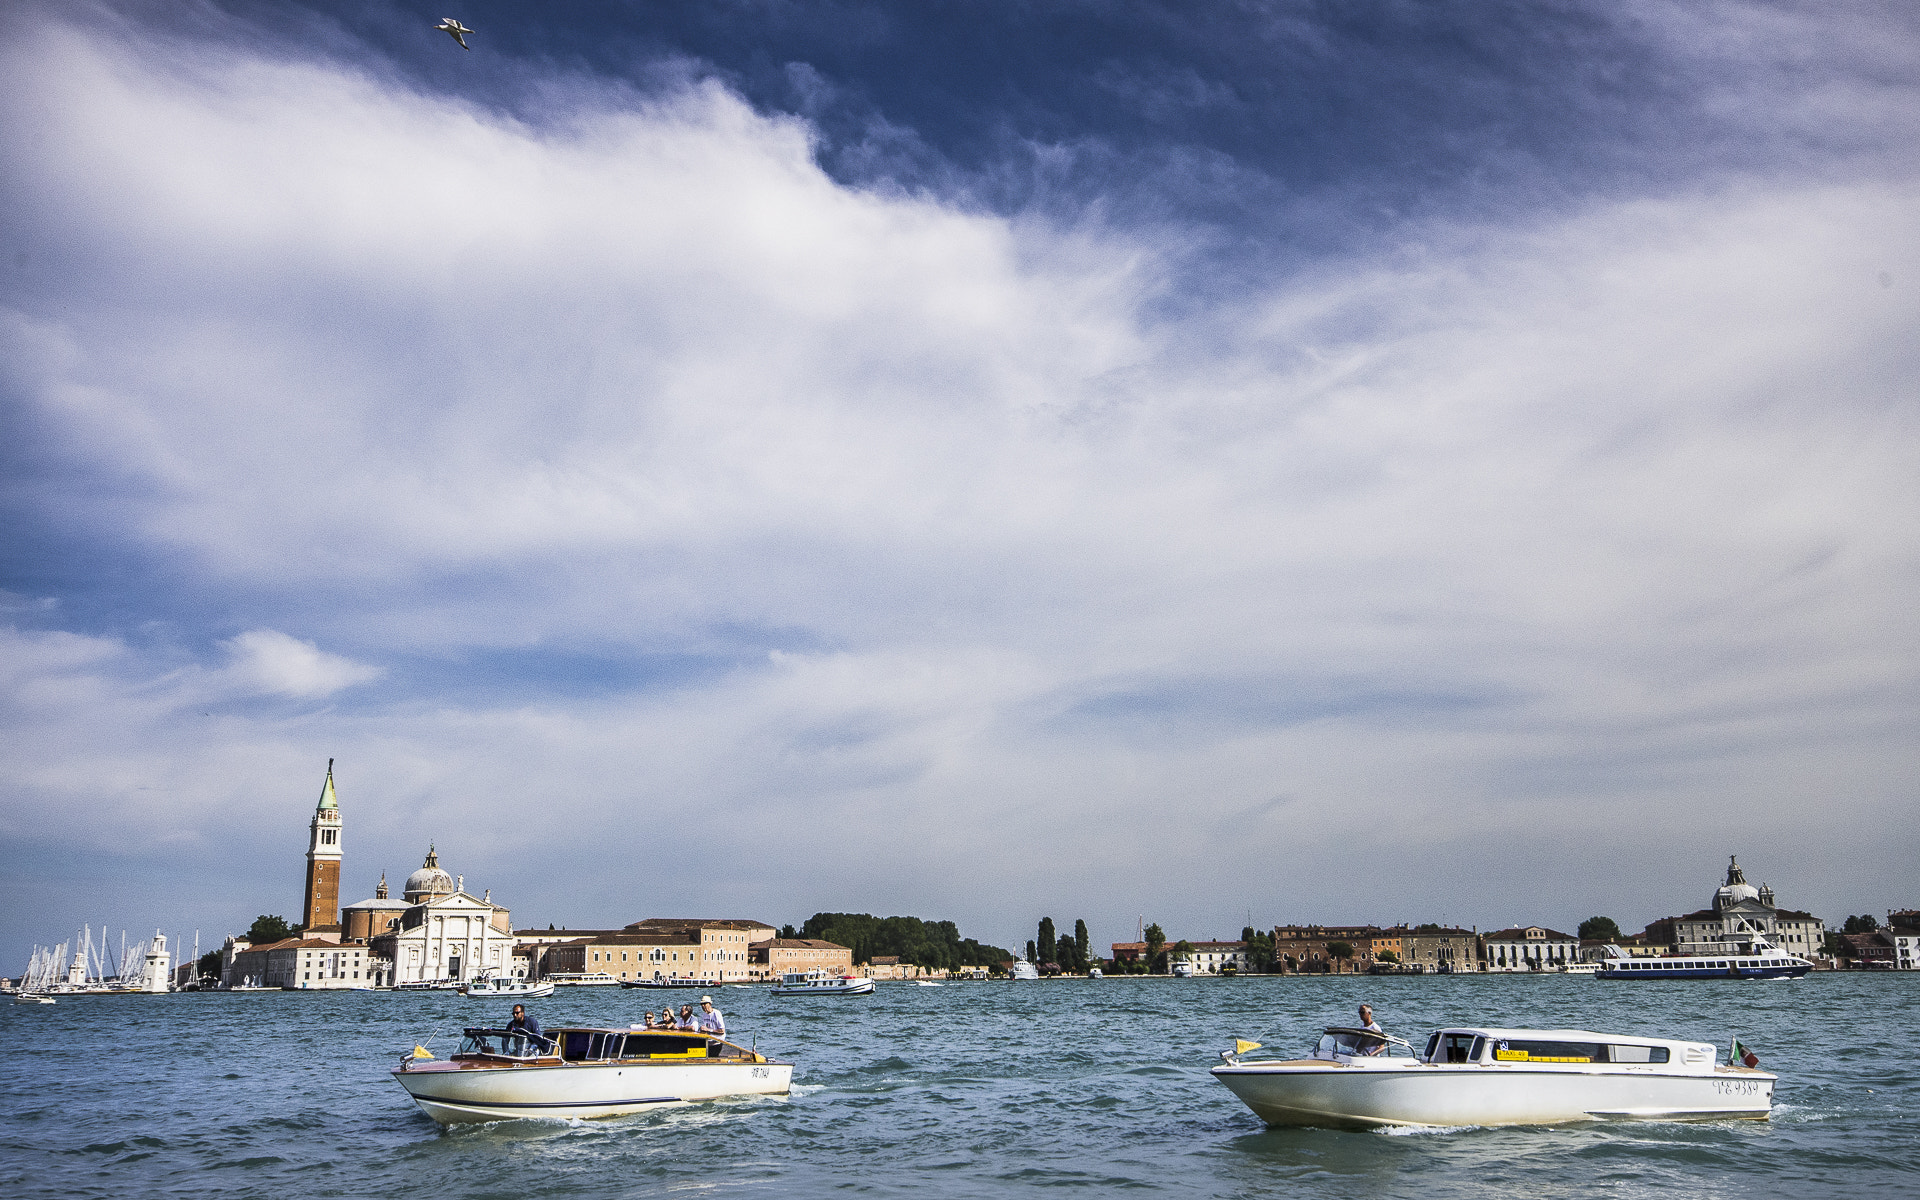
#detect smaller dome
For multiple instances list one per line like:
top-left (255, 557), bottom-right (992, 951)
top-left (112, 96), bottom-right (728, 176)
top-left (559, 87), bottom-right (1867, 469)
top-left (404, 845), bottom-right (456, 903)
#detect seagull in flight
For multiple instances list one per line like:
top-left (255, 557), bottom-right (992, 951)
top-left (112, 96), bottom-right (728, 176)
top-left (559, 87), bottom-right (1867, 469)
top-left (436, 18), bottom-right (472, 50)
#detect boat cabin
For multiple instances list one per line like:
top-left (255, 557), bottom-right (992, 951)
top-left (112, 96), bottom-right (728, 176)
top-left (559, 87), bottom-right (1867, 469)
top-left (453, 1027), bottom-right (764, 1065)
top-left (1416, 1028), bottom-right (1712, 1069)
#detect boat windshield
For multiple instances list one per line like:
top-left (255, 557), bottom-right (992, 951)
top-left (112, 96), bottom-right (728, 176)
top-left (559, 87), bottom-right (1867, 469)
top-left (1316, 1026), bottom-right (1397, 1058)
top-left (457, 1028), bottom-right (552, 1058)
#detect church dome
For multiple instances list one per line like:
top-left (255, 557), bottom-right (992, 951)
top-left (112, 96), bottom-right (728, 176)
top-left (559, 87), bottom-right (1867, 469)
top-left (404, 846), bottom-right (456, 903)
top-left (1714, 855), bottom-right (1761, 909)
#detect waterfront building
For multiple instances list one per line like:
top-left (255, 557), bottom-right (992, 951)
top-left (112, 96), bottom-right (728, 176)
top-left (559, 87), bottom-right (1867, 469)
top-left (538, 929), bottom-right (710, 981)
top-left (1889, 911), bottom-right (1919, 971)
top-left (1181, 940), bottom-right (1248, 975)
top-left (340, 873), bottom-right (409, 942)
top-left (1482, 926), bottom-right (1579, 971)
top-left (1641, 857), bottom-right (1825, 959)
top-left (1841, 931), bottom-right (1896, 968)
top-left (750, 937), bottom-right (854, 977)
top-left (1271, 925), bottom-right (1387, 973)
top-left (227, 936), bottom-right (373, 989)
top-left (1399, 926), bottom-right (1484, 973)
top-left (300, 762), bottom-right (344, 941)
top-left (369, 847), bottom-right (517, 985)
top-left (1109, 941), bottom-right (1147, 967)
top-left (625, 918), bottom-right (775, 981)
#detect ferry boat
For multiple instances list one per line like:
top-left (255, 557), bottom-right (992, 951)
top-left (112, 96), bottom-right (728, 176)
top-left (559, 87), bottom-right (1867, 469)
top-left (542, 971), bottom-right (620, 987)
top-left (459, 973), bottom-right (555, 999)
top-left (391, 1025), bottom-right (791, 1124)
top-left (393, 980), bottom-right (461, 992)
top-left (1595, 930), bottom-right (1812, 980)
top-left (1212, 1025), bottom-right (1774, 1129)
top-left (770, 970), bottom-right (874, 996)
top-left (620, 975), bottom-right (720, 990)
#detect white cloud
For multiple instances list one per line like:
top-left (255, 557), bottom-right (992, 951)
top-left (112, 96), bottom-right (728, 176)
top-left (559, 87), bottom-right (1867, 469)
top-left (217, 629), bottom-right (382, 699)
top-left (1, 10), bottom-right (1916, 958)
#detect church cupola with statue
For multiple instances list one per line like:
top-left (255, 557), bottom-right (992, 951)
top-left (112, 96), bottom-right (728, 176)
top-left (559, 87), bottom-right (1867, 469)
top-left (300, 760), bottom-right (344, 940)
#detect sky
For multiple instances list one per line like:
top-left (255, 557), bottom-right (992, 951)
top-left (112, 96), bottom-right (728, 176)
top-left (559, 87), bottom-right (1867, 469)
top-left (2, 0), bottom-right (1916, 971)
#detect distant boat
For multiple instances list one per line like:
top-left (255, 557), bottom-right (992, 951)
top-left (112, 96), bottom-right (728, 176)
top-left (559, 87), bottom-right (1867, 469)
top-left (620, 975), bottom-right (720, 990)
top-left (12, 993), bottom-right (55, 1005)
top-left (1172, 961), bottom-right (1196, 978)
top-left (542, 972), bottom-right (620, 987)
top-left (1008, 960), bottom-right (1040, 981)
top-left (1596, 929), bottom-right (1812, 981)
top-left (459, 974), bottom-right (554, 999)
top-left (1087, 968), bottom-right (1103, 979)
top-left (771, 970), bottom-right (874, 996)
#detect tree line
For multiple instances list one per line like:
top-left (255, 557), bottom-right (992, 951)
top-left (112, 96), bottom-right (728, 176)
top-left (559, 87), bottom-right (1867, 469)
top-left (796, 913), bottom-right (1012, 971)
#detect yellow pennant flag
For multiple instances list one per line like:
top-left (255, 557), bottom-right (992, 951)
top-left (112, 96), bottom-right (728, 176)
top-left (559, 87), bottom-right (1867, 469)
top-left (411, 1045), bottom-right (434, 1059)
top-left (1235, 1039), bottom-right (1263, 1055)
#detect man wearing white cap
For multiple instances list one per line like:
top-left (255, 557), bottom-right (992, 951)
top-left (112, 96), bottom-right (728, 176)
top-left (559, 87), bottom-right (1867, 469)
top-left (695, 995), bottom-right (726, 1037)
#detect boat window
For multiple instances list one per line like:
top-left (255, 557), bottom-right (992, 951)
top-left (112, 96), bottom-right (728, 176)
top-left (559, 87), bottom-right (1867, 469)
top-left (1424, 1033), bottom-right (1441, 1062)
top-left (1493, 1040), bottom-right (1602, 1063)
top-left (1607, 1044), bottom-right (1670, 1064)
top-left (1441, 1034), bottom-right (1478, 1063)
top-left (621, 1034), bottom-right (701, 1058)
top-left (561, 1031), bottom-right (619, 1061)
top-left (458, 1029), bottom-right (547, 1059)
top-left (1468, 1037), bottom-right (1486, 1062)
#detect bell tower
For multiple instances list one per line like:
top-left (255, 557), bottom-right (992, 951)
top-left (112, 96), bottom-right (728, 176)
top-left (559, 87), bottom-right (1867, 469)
top-left (302, 759), bottom-right (343, 939)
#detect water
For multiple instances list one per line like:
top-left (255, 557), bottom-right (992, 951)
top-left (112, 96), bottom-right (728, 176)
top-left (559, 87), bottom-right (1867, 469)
top-left (2, 974), bottom-right (1914, 1198)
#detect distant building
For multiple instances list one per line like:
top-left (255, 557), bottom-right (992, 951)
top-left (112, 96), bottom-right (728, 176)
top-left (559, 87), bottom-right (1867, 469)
top-left (1400, 927), bottom-right (1483, 973)
top-left (1110, 941), bottom-right (1147, 966)
top-left (340, 872), bottom-right (408, 942)
top-left (1888, 911), bottom-right (1918, 971)
top-left (227, 936), bottom-right (373, 989)
top-left (751, 938), bottom-right (854, 977)
top-left (1841, 931), bottom-right (1895, 969)
top-left (1272, 925), bottom-right (1390, 973)
top-left (1180, 941), bottom-right (1248, 975)
top-left (624, 918), bottom-right (774, 981)
top-left (1483, 926), bottom-right (1579, 972)
top-left (300, 762), bottom-right (344, 940)
top-left (1642, 857), bottom-right (1825, 958)
top-left (368, 846), bottom-right (516, 986)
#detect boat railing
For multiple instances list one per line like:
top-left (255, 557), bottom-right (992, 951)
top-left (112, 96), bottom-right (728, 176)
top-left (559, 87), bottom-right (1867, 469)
top-left (456, 1027), bottom-right (555, 1059)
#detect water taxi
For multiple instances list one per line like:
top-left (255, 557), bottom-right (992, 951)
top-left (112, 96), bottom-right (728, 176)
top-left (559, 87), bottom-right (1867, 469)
top-left (391, 1026), bottom-right (792, 1124)
top-left (770, 970), bottom-right (874, 996)
top-left (1212, 1025), bottom-right (1774, 1129)
top-left (459, 974), bottom-right (555, 999)
top-left (1595, 931), bottom-right (1812, 980)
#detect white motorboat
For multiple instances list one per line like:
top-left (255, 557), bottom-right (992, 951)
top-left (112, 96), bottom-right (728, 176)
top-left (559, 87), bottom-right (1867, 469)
top-left (459, 974), bottom-right (555, 999)
top-left (1561, 962), bottom-right (1600, 974)
top-left (1212, 1025), bottom-right (1774, 1129)
top-left (1087, 968), bottom-right (1103, 979)
top-left (770, 970), bottom-right (875, 996)
top-left (1008, 960), bottom-right (1040, 981)
top-left (12, 993), bottom-right (55, 1005)
top-left (1172, 961), bottom-right (1196, 978)
top-left (392, 1025), bottom-right (791, 1124)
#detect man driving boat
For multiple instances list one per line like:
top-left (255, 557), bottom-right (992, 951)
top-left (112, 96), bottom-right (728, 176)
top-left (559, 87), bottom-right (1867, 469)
top-left (1356, 1005), bottom-right (1386, 1055)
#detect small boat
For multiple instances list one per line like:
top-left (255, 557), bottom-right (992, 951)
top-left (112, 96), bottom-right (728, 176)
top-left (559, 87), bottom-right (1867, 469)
top-left (542, 971), bottom-right (621, 987)
top-left (1595, 930), bottom-right (1812, 980)
top-left (12, 993), bottom-right (55, 1005)
top-left (912, 980), bottom-right (942, 987)
top-left (619, 976), bottom-right (720, 990)
top-left (394, 980), bottom-right (462, 992)
top-left (391, 1025), bottom-right (791, 1124)
top-left (1561, 962), bottom-right (1599, 974)
top-left (1212, 1025), bottom-right (1774, 1129)
top-left (1087, 968), bottom-right (1103, 979)
top-left (1008, 960), bottom-right (1040, 981)
top-left (770, 970), bottom-right (874, 996)
top-left (459, 974), bottom-right (555, 1000)
top-left (1172, 961), bottom-right (1196, 978)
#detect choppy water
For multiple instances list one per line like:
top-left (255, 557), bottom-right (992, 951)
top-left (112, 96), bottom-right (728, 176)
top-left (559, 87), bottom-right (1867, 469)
top-left (2, 973), bottom-right (1914, 1198)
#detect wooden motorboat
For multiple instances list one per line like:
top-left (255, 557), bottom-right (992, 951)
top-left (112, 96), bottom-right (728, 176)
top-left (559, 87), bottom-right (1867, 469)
top-left (391, 1026), bottom-right (792, 1125)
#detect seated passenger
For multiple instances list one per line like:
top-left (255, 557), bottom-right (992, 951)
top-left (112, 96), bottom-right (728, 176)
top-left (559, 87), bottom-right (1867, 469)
top-left (696, 996), bottom-right (726, 1037)
top-left (677, 1004), bottom-right (697, 1030)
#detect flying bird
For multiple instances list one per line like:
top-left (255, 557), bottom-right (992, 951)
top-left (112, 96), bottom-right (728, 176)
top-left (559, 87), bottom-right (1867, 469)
top-left (436, 18), bottom-right (472, 49)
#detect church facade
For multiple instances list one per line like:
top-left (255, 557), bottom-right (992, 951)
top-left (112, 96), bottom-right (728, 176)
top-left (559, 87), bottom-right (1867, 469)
top-left (364, 847), bottom-right (519, 985)
top-left (1644, 857), bottom-right (1825, 958)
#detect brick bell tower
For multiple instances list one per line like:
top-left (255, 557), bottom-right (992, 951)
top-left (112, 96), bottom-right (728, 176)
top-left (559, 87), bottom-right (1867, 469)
top-left (301, 759), bottom-right (343, 939)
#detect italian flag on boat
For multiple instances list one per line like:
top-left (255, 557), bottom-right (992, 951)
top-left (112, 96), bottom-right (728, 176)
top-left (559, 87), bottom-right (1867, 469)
top-left (1730, 1037), bottom-right (1759, 1068)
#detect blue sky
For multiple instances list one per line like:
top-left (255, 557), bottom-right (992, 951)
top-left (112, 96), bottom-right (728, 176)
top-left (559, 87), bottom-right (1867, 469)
top-left (3, 0), bottom-right (1917, 970)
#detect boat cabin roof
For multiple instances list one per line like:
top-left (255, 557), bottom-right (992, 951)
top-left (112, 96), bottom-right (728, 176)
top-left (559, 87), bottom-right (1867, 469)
top-left (1434, 1027), bottom-right (1692, 1048)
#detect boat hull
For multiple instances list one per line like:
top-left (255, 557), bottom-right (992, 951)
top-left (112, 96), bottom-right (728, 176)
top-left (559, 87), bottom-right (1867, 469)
top-left (1212, 1062), bottom-right (1773, 1129)
top-left (391, 1059), bottom-right (794, 1125)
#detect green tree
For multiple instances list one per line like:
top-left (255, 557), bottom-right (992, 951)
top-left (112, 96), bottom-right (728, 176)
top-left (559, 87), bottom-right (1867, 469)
top-left (1074, 919), bottom-right (1090, 964)
top-left (1375, 949), bottom-right (1400, 964)
top-left (1144, 923), bottom-right (1166, 974)
top-left (1843, 914), bottom-right (1879, 934)
top-left (797, 913), bottom-right (1011, 969)
top-left (1027, 939), bottom-right (1038, 963)
top-left (1172, 939), bottom-right (1194, 971)
top-left (1241, 926), bottom-right (1275, 974)
top-left (246, 915), bottom-right (294, 944)
top-left (1327, 940), bottom-right (1355, 971)
top-left (1578, 916), bottom-right (1622, 941)
top-left (780, 924), bottom-right (797, 939)
top-left (195, 949), bottom-right (223, 983)
top-left (1037, 917), bottom-right (1057, 966)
